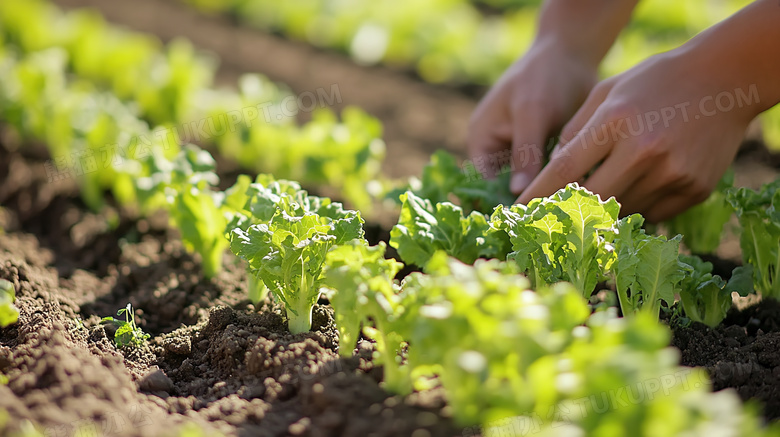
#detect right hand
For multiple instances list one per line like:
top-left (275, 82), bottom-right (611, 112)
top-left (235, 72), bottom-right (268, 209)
top-left (467, 40), bottom-right (599, 195)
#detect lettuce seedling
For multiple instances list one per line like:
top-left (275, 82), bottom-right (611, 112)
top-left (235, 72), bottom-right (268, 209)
top-left (678, 254), bottom-right (753, 327)
top-left (492, 183), bottom-right (618, 296)
top-left (611, 214), bottom-right (685, 318)
top-left (101, 303), bottom-right (150, 348)
top-left (230, 187), bottom-right (364, 334)
top-left (727, 180), bottom-right (780, 299)
top-left (322, 242), bottom-right (417, 393)
top-left (387, 150), bottom-right (515, 215)
top-left (0, 279), bottom-right (19, 328)
top-left (666, 170), bottom-right (734, 254)
top-left (137, 145), bottom-right (251, 278)
top-left (390, 191), bottom-right (508, 269)
top-left (399, 253), bottom-right (589, 426)
top-left (229, 175), bottom-right (352, 306)
top-left (322, 241), bottom-right (403, 358)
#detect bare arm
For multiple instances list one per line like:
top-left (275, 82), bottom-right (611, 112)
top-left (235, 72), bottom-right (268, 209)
top-left (535, 0), bottom-right (640, 69)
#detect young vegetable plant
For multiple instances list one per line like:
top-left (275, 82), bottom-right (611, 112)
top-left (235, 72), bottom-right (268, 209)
top-left (322, 241), bottom-right (403, 358)
top-left (137, 145), bottom-right (251, 278)
top-left (321, 241), bottom-right (417, 393)
top-left (228, 175), bottom-right (342, 306)
top-left (727, 180), bottom-right (780, 299)
top-left (229, 182), bottom-right (365, 334)
top-left (491, 183), bottom-right (618, 296)
top-left (388, 150), bottom-right (515, 215)
top-left (390, 191), bottom-right (508, 269)
top-left (611, 214), bottom-right (686, 318)
top-left (101, 303), bottom-right (150, 348)
top-left (678, 254), bottom-right (753, 327)
top-left (0, 279), bottom-right (19, 328)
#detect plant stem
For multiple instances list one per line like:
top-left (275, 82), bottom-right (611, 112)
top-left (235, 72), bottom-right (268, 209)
top-left (247, 274), bottom-right (268, 305)
top-left (615, 275), bottom-right (633, 318)
top-left (201, 242), bottom-right (224, 279)
top-left (286, 302), bottom-right (313, 334)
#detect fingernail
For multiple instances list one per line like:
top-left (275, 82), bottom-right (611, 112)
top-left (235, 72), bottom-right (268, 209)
top-left (511, 173), bottom-right (531, 195)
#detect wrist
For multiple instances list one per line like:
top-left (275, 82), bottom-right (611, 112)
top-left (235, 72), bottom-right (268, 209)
top-left (527, 35), bottom-right (602, 73)
top-left (531, 0), bottom-right (639, 72)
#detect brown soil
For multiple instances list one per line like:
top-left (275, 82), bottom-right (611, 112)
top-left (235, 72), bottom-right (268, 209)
top-left (672, 299), bottom-right (780, 421)
top-left (4, 137), bottom-right (780, 436)
top-left (0, 143), bottom-right (461, 437)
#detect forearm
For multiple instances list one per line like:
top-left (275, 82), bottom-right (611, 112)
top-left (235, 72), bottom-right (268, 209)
top-left (533, 0), bottom-right (639, 68)
top-left (682, 0), bottom-right (780, 116)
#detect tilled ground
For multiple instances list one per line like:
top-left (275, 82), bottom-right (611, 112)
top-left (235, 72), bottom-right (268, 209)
top-left (0, 144), bottom-right (461, 437)
top-left (3, 137), bottom-right (780, 437)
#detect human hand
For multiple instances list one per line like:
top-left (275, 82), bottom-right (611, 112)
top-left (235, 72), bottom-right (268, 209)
top-left (516, 47), bottom-right (761, 222)
top-left (467, 40), bottom-right (598, 194)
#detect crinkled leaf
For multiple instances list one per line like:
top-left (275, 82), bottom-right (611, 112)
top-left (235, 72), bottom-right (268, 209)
top-left (390, 191), bottom-right (506, 269)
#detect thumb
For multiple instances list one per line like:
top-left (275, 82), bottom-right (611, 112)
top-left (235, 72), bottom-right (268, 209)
top-left (510, 121), bottom-right (548, 196)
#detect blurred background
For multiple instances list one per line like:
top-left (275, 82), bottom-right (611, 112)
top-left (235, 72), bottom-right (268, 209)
top-left (2, 0), bottom-right (778, 203)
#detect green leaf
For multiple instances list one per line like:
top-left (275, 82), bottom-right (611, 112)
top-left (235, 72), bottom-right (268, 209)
top-left (727, 180), bottom-right (780, 298)
top-left (323, 241), bottom-right (403, 358)
top-left (387, 150), bottom-right (514, 214)
top-left (230, 185), bottom-right (365, 334)
top-left (0, 279), bottom-right (19, 328)
top-left (390, 191), bottom-right (507, 268)
top-left (612, 214), bottom-right (645, 315)
top-left (726, 265), bottom-right (754, 297)
top-left (633, 234), bottom-right (684, 318)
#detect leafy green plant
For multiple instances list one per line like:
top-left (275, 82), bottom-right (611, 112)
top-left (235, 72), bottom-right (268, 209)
top-left (0, 279), bottom-right (20, 328)
top-left (388, 150), bottom-right (515, 215)
top-left (727, 180), bottom-right (780, 299)
top-left (138, 145), bottom-right (251, 278)
top-left (322, 241), bottom-right (403, 358)
top-left (491, 183), bottom-right (618, 296)
top-left (666, 170), bottom-right (734, 254)
top-left (611, 214), bottom-right (686, 318)
top-left (228, 175), bottom-right (341, 305)
top-left (101, 303), bottom-right (150, 348)
top-left (390, 191), bottom-right (508, 269)
top-left (392, 254), bottom-right (766, 436)
top-left (322, 242), bottom-right (419, 393)
top-left (229, 183), bottom-right (365, 334)
top-left (678, 254), bottom-right (753, 327)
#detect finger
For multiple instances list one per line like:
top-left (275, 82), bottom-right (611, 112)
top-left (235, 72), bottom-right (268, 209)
top-left (467, 99), bottom-right (515, 179)
top-left (620, 187), bottom-right (666, 217)
top-left (559, 80), bottom-right (614, 146)
top-left (467, 122), bottom-right (512, 180)
top-left (516, 110), bottom-right (614, 205)
top-left (509, 110), bottom-right (550, 195)
top-left (582, 144), bottom-right (652, 201)
top-left (644, 193), bottom-right (703, 223)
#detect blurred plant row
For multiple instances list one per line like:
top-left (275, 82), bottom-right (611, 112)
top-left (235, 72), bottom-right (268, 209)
top-left (179, 0), bottom-right (780, 149)
top-left (0, 0), bottom-right (385, 212)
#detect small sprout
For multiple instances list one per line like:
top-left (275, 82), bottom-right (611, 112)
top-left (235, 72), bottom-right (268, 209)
top-left (0, 279), bottom-right (19, 328)
top-left (102, 303), bottom-right (150, 348)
